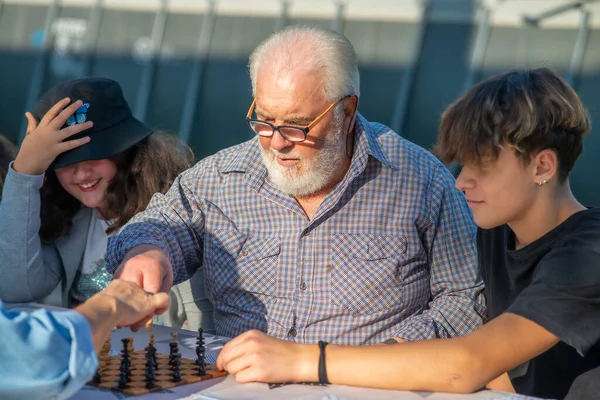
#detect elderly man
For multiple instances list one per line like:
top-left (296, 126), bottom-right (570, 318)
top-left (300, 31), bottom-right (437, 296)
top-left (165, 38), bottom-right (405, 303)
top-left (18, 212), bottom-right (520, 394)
top-left (106, 25), bottom-right (485, 344)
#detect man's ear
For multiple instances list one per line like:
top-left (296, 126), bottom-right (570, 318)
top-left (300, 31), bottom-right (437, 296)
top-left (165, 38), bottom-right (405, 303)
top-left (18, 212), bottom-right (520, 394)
top-left (343, 96), bottom-right (358, 135)
top-left (532, 149), bottom-right (558, 185)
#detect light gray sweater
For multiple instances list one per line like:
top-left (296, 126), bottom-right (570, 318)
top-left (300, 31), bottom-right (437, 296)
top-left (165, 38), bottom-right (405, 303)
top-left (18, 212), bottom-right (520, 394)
top-left (0, 164), bottom-right (93, 307)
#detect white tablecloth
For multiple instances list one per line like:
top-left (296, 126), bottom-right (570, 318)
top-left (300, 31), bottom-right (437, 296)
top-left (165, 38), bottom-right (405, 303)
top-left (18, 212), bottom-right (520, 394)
top-left (75, 324), bottom-right (542, 400)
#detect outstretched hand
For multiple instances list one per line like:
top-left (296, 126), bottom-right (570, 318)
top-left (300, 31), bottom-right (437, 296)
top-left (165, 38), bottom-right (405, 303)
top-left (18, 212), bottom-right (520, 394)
top-left (98, 279), bottom-right (170, 331)
top-left (13, 98), bottom-right (93, 175)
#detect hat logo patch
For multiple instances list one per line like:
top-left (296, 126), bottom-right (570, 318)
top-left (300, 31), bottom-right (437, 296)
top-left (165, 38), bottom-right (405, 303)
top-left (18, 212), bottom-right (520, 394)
top-left (66, 102), bottom-right (90, 126)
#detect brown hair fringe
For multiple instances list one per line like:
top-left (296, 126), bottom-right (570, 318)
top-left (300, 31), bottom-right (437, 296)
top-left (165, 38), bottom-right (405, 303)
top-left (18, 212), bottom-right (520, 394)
top-left (433, 68), bottom-right (591, 183)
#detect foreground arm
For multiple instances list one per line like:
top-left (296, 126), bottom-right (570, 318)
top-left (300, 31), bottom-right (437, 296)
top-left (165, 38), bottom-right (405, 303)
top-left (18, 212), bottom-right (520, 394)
top-left (217, 313), bottom-right (558, 393)
top-left (0, 280), bottom-right (169, 400)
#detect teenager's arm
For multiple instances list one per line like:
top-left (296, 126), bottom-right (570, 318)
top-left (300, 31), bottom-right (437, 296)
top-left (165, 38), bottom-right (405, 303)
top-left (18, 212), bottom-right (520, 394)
top-left (217, 313), bottom-right (559, 393)
top-left (0, 165), bottom-right (63, 302)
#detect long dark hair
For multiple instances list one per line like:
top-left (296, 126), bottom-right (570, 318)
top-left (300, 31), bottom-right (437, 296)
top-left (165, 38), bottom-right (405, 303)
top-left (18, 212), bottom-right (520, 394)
top-left (39, 131), bottom-right (193, 243)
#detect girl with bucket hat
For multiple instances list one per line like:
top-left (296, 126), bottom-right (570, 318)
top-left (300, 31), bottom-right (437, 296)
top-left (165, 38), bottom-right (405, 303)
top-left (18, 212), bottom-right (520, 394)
top-left (0, 77), bottom-right (193, 307)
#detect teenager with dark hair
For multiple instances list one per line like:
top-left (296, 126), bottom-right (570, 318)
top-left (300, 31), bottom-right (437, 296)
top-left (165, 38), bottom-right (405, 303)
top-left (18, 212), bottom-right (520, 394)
top-left (216, 68), bottom-right (600, 400)
top-left (0, 78), bottom-right (193, 307)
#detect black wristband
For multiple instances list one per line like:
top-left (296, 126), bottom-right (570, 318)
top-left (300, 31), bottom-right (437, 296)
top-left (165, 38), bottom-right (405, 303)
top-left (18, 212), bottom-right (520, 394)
top-left (318, 341), bottom-right (329, 385)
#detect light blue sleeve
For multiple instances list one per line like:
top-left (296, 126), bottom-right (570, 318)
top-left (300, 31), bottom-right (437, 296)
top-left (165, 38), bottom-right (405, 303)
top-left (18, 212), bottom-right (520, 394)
top-left (0, 302), bottom-right (98, 400)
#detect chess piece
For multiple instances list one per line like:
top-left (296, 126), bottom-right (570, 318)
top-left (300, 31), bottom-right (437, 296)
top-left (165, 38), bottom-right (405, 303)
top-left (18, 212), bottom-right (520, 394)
top-left (169, 352), bottom-right (181, 366)
top-left (117, 372), bottom-right (128, 389)
top-left (93, 368), bottom-right (101, 384)
top-left (196, 347), bottom-right (206, 376)
top-left (171, 354), bottom-right (182, 382)
top-left (171, 331), bottom-right (179, 343)
top-left (145, 350), bottom-right (156, 389)
top-left (196, 328), bottom-right (206, 376)
top-left (149, 333), bottom-right (155, 346)
top-left (168, 341), bottom-right (180, 366)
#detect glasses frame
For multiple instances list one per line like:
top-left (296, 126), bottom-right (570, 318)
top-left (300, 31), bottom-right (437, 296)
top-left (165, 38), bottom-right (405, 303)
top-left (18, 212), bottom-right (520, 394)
top-left (245, 95), bottom-right (352, 143)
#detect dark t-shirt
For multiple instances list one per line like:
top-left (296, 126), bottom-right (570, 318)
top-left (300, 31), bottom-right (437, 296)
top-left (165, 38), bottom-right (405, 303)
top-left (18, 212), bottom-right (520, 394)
top-left (477, 208), bottom-right (600, 400)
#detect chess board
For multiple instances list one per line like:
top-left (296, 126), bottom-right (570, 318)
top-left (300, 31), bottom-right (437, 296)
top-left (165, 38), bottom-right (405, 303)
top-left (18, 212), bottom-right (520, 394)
top-left (87, 331), bottom-right (227, 397)
top-left (88, 350), bottom-right (227, 396)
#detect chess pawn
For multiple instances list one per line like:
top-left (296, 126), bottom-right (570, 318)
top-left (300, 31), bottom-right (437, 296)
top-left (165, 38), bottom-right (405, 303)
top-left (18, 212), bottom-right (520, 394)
top-left (172, 368), bottom-right (182, 382)
top-left (169, 341), bottom-right (179, 353)
top-left (126, 337), bottom-right (134, 353)
top-left (93, 368), bottom-right (102, 384)
top-left (171, 332), bottom-right (179, 343)
top-left (149, 333), bottom-right (155, 346)
top-left (169, 352), bottom-right (181, 366)
top-left (100, 340), bottom-right (111, 357)
top-left (117, 372), bottom-right (128, 389)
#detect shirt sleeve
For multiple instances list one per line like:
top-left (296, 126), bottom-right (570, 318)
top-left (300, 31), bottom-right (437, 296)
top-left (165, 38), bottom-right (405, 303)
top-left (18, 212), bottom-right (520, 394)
top-left (0, 163), bottom-right (64, 303)
top-left (0, 302), bottom-right (98, 400)
top-left (105, 166), bottom-right (206, 284)
top-left (507, 228), bottom-right (600, 356)
top-left (392, 164), bottom-right (486, 341)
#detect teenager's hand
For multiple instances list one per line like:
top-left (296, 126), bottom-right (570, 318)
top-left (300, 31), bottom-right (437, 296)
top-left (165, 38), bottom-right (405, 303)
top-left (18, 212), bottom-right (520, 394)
top-left (216, 330), bottom-right (318, 384)
top-left (13, 98), bottom-right (93, 175)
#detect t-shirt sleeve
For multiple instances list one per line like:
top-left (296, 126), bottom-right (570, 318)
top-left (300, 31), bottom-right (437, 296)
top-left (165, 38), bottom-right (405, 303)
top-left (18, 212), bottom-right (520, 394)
top-left (507, 229), bottom-right (600, 356)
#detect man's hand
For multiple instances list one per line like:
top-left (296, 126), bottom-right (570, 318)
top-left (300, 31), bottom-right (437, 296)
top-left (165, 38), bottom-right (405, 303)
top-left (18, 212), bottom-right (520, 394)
top-left (113, 244), bottom-right (174, 294)
top-left (216, 330), bottom-right (318, 384)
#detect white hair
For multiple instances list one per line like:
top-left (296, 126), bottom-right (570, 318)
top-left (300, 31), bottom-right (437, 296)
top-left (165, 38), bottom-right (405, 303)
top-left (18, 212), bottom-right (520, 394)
top-left (249, 25), bottom-right (360, 101)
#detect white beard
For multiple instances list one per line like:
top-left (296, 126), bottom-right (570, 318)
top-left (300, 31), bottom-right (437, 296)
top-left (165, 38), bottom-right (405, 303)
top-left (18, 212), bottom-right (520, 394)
top-left (260, 108), bottom-right (348, 197)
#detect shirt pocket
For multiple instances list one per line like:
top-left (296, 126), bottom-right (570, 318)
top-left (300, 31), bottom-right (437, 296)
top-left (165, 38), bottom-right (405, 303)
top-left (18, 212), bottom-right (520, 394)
top-left (206, 229), bottom-right (281, 310)
top-left (330, 233), bottom-right (407, 314)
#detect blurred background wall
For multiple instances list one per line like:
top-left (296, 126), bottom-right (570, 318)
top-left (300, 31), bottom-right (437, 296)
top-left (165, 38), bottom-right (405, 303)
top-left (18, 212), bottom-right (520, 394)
top-left (0, 0), bottom-right (598, 204)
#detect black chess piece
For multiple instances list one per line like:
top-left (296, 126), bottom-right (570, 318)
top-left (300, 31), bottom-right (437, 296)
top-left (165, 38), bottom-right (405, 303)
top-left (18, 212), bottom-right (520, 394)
top-left (171, 354), bottom-right (182, 382)
top-left (196, 328), bottom-right (205, 348)
top-left (145, 353), bottom-right (156, 388)
top-left (120, 357), bottom-right (132, 382)
top-left (145, 375), bottom-right (156, 389)
top-left (196, 327), bottom-right (207, 376)
top-left (117, 372), bottom-right (128, 389)
top-left (169, 352), bottom-right (181, 366)
top-left (93, 368), bottom-right (101, 384)
top-left (196, 348), bottom-right (206, 376)
top-left (169, 341), bottom-right (179, 356)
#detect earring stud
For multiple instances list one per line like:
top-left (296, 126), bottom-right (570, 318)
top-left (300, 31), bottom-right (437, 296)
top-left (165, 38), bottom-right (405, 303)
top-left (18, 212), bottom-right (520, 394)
top-left (538, 179), bottom-right (548, 186)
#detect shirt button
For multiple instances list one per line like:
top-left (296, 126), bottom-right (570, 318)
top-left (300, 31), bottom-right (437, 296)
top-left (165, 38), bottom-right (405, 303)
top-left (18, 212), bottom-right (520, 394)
top-left (288, 328), bottom-right (297, 337)
top-left (300, 282), bottom-right (307, 291)
top-left (240, 250), bottom-right (248, 256)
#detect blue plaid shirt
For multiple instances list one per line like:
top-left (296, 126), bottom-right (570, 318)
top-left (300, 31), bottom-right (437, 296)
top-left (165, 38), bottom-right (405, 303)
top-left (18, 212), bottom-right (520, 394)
top-left (106, 114), bottom-right (485, 344)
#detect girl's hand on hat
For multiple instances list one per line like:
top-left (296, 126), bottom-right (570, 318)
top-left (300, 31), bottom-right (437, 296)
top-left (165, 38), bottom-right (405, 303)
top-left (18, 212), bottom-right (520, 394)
top-left (13, 98), bottom-right (93, 176)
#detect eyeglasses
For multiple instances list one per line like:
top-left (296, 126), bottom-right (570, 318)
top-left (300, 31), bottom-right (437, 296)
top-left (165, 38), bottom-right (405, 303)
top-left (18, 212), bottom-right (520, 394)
top-left (245, 96), bottom-right (351, 143)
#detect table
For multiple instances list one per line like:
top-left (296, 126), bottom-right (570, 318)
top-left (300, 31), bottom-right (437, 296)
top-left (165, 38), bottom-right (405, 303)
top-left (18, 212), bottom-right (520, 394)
top-left (6, 303), bottom-right (544, 400)
top-left (76, 325), bottom-right (543, 400)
